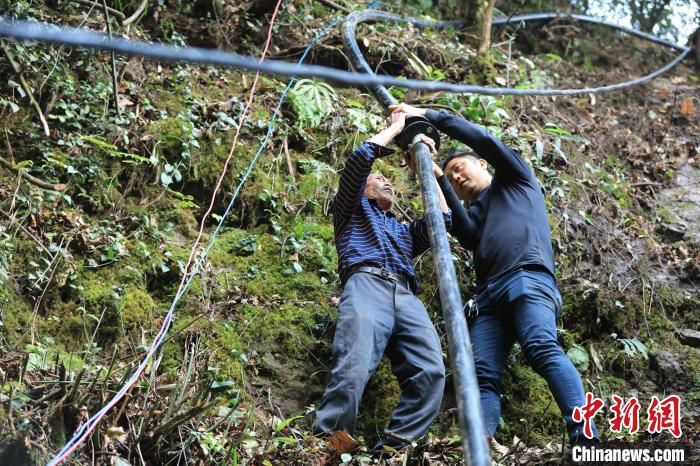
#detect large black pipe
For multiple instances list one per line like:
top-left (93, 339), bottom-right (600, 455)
top-left (0, 14), bottom-right (689, 96)
top-left (341, 11), bottom-right (489, 463)
top-left (341, 10), bottom-right (490, 466)
top-left (411, 134), bottom-right (491, 466)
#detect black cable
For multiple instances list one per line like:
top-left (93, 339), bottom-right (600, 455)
top-left (0, 13), bottom-right (690, 98)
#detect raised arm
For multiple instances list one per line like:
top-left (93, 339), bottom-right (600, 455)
top-left (333, 113), bottom-right (405, 235)
top-left (389, 104), bottom-right (532, 182)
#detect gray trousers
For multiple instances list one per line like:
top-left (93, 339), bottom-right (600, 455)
top-left (315, 272), bottom-right (445, 449)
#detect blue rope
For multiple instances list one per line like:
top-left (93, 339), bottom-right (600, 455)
top-left (47, 2), bottom-right (381, 464)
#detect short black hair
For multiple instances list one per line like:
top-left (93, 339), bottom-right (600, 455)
top-left (441, 151), bottom-right (479, 172)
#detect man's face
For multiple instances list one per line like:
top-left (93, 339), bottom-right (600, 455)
top-left (445, 156), bottom-right (491, 202)
top-left (364, 173), bottom-right (394, 211)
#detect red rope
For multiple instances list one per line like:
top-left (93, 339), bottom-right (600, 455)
top-left (49, 1), bottom-right (285, 463)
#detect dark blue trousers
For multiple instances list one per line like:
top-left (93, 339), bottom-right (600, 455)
top-left (469, 268), bottom-right (598, 441)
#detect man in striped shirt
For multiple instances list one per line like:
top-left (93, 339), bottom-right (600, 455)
top-left (314, 112), bottom-right (452, 451)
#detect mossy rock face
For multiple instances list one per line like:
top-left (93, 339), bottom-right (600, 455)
top-left (467, 51), bottom-right (498, 85)
top-left (0, 434), bottom-right (38, 466)
top-left (498, 362), bottom-right (564, 446)
top-left (120, 285), bottom-right (155, 331)
top-left (35, 256), bottom-right (160, 350)
top-left (207, 230), bottom-right (333, 300)
top-left (0, 283), bottom-right (33, 346)
top-left (357, 358), bottom-right (401, 444)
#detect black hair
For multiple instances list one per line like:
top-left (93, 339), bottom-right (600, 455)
top-left (441, 151), bottom-right (479, 172)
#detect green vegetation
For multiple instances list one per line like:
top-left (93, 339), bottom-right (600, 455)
top-left (0, 0), bottom-right (698, 465)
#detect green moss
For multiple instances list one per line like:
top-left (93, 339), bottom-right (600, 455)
top-left (120, 285), bottom-right (155, 331)
top-left (498, 363), bottom-right (563, 446)
top-left (159, 339), bottom-right (184, 380)
top-left (207, 318), bottom-right (245, 381)
top-left (688, 372), bottom-right (700, 404)
top-left (190, 139), bottom-right (258, 195)
top-left (149, 89), bottom-right (189, 116)
top-left (467, 51), bottom-right (498, 85)
top-left (357, 358), bottom-right (401, 442)
top-left (598, 374), bottom-right (626, 399)
top-left (239, 302), bottom-right (332, 355)
top-left (0, 283), bottom-right (33, 347)
top-left (558, 329), bottom-right (575, 352)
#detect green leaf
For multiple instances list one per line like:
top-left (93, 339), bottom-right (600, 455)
top-left (275, 415), bottom-right (303, 432)
top-left (211, 380), bottom-right (237, 390)
top-left (344, 98), bottom-right (365, 109)
top-left (113, 457), bottom-right (133, 466)
top-left (27, 352), bottom-right (48, 371)
top-left (566, 344), bottom-right (589, 372)
top-left (275, 436), bottom-right (296, 445)
top-left (289, 79), bottom-right (337, 129)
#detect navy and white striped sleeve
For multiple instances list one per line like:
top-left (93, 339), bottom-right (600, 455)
top-left (334, 141), bottom-right (394, 234)
top-left (409, 209), bottom-right (452, 258)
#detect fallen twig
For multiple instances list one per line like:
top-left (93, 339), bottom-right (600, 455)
top-left (317, 0), bottom-right (350, 13)
top-left (1, 40), bottom-right (50, 136)
top-left (123, 0), bottom-right (149, 26)
top-left (283, 135), bottom-right (296, 183)
top-left (0, 155), bottom-right (66, 191)
top-left (74, 0), bottom-right (125, 21)
top-left (101, 0), bottom-right (121, 118)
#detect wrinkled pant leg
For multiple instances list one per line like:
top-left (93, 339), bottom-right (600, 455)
top-left (511, 273), bottom-right (598, 440)
top-left (314, 273), bottom-right (394, 436)
top-left (468, 304), bottom-right (515, 437)
top-left (378, 285), bottom-right (445, 449)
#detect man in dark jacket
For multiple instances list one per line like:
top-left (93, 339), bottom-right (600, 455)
top-left (390, 103), bottom-right (598, 445)
top-left (314, 112), bottom-right (452, 450)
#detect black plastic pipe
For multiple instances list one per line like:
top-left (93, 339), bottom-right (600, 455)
top-left (411, 134), bottom-right (490, 466)
top-left (0, 15), bottom-right (689, 96)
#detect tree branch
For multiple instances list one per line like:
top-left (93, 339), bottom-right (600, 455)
top-left (123, 0), bottom-right (149, 26)
top-left (317, 0), bottom-right (350, 14)
top-left (74, 0), bottom-right (125, 21)
top-left (0, 156), bottom-right (66, 191)
top-left (1, 40), bottom-right (50, 137)
top-left (101, 0), bottom-right (121, 118)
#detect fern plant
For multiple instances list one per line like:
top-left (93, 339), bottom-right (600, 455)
top-left (288, 79), bottom-right (337, 129)
top-left (611, 333), bottom-right (649, 360)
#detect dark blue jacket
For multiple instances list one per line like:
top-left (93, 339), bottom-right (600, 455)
top-left (426, 109), bottom-right (555, 290)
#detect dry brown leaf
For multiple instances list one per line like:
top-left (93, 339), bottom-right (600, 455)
top-left (118, 95), bottom-right (135, 107)
top-left (679, 97), bottom-right (695, 117)
top-left (658, 86), bottom-right (670, 99)
top-left (329, 430), bottom-right (358, 454)
top-left (671, 76), bottom-right (687, 85)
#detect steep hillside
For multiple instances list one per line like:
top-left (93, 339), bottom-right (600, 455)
top-left (0, 1), bottom-right (698, 465)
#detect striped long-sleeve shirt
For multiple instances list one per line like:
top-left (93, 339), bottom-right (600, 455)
top-left (334, 141), bottom-right (452, 293)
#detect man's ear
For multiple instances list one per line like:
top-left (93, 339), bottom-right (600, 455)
top-left (478, 159), bottom-right (488, 170)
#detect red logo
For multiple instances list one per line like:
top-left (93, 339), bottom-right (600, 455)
top-left (572, 392), bottom-right (605, 439)
top-left (574, 393), bottom-right (684, 439)
top-left (609, 395), bottom-right (641, 434)
top-left (647, 395), bottom-right (682, 438)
